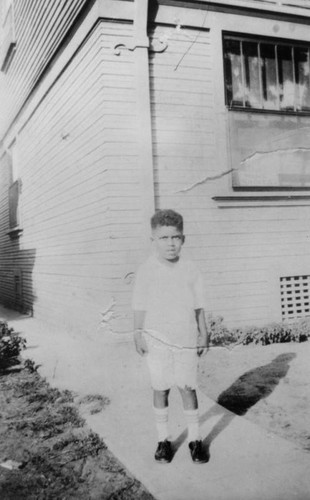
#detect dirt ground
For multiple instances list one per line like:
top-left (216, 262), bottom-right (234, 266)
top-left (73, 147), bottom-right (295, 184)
top-left (0, 364), bottom-right (154, 500)
top-left (198, 339), bottom-right (310, 452)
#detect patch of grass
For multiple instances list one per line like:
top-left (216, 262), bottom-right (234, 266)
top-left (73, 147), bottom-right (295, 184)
top-left (13, 373), bottom-right (74, 404)
top-left (11, 404), bottom-right (85, 438)
top-left (77, 393), bottom-right (111, 415)
top-left (8, 374), bottom-right (84, 438)
top-left (0, 451), bottom-right (85, 499)
top-left (0, 367), bottom-right (154, 499)
top-left (52, 430), bottom-right (106, 464)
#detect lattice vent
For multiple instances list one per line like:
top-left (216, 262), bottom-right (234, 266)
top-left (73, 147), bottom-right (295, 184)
top-left (280, 275), bottom-right (310, 321)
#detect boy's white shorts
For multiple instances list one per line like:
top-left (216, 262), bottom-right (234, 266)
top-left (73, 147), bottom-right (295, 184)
top-left (145, 335), bottom-right (198, 391)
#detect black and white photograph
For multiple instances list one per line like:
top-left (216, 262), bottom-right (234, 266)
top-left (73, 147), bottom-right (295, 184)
top-left (0, 0), bottom-right (310, 498)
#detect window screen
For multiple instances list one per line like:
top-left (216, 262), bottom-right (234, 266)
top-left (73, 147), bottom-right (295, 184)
top-left (224, 35), bottom-right (310, 112)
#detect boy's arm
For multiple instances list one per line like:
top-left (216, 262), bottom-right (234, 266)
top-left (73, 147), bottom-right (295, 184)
top-left (195, 308), bottom-right (210, 357)
top-left (133, 310), bottom-right (148, 356)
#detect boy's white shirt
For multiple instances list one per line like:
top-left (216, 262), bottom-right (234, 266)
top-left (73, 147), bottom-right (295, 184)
top-left (132, 255), bottom-right (206, 349)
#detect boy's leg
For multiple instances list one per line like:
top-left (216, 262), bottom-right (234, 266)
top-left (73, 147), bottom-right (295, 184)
top-left (145, 341), bottom-right (173, 462)
top-left (179, 386), bottom-right (208, 463)
top-left (153, 389), bottom-right (170, 441)
top-left (175, 348), bottom-right (200, 441)
top-left (146, 340), bottom-right (172, 441)
top-left (175, 349), bottom-right (209, 463)
top-left (153, 389), bottom-right (173, 463)
top-left (178, 387), bottom-right (200, 442)
top-left (154, 388), bottom-right (170, 408)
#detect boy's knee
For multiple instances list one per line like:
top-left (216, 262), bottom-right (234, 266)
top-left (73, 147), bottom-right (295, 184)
top-left (154, 389), bottom-right (170, 396)
top-left (178, 385), bottom-right (196, 394)
top-left (153, 389), bottom-right (170, 408)
top-left (185, 385), bottom-right (196, 392)
top-left (178, 386), bottom-right (198, 409)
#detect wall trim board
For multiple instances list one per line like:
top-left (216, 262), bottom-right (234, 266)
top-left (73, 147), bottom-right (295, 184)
top-left (153, 0), bottom-right (310, 24)
top-left (213, 195), bottom-right (310, 208)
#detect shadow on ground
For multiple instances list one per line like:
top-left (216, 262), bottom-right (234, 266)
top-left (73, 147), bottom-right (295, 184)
top-left (173, 353), bottom-right (296, 460)
top-left (217, 352), bottom-right (296, 415)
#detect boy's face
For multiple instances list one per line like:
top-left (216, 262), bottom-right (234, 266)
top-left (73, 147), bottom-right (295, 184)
top-left (151, 225), bottom-right (185, 262)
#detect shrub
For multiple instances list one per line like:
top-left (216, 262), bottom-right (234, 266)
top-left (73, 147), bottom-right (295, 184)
top-left (207, 314), bottom-right (310, 347)
top-left (206, 315), bottom-right (238, 346)
top-left (0, 319), bottom-right (26, 366)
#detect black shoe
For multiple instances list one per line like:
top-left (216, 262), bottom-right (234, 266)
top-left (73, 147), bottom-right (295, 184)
top-left (154, 440), bottom-right (173, 463)
top-left (189, 440), bottom-right (209, 464)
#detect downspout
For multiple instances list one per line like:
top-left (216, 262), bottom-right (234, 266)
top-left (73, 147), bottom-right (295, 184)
top-left (113, 0), bottom-right (155, 244)
top-left (133, 0), bottom-right (155, 240)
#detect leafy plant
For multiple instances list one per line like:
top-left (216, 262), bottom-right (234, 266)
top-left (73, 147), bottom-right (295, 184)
top-left (0, 320), bottom-right (17, 341)
top-left (206, 314), bottom-right (239, 346)
top-left (0, 320), bottom-right (26, 367)
top-left (207, 314), bottom-right (310, 347)
top-left (24, 358), bottom-right (41, 373)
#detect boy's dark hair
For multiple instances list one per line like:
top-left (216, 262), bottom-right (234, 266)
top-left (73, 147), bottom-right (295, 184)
top-left (150, 209), bottom-right (183, 232)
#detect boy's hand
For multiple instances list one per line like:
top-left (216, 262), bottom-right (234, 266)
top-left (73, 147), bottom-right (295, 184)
top-left (134, 330), bottom-right (148, 356)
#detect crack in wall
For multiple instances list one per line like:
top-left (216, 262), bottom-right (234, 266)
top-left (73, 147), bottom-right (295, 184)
top-left (174, 146), bottom-right (310, 194)
top-left (142, 329), bottom-right (239, 351)
top-left (174, 168), bottom-right (236, 194)
top-left (97, 311), bottom-right (239, 351)
top-left (240, 147), bottom-right (310, 166)
top-left (100, 298), bottom-right (116, 325)
top-left (173, 10), bottom-right (209, 71)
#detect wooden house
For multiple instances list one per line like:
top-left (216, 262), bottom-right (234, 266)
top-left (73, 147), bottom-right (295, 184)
top-left (1, 0), bottom-right (310, 337)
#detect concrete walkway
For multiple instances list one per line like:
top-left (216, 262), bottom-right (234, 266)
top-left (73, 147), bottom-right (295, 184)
top-left (1, 306), bottom-right (310, 500)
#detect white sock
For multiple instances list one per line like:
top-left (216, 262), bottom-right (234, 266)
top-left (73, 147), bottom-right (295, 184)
top-left (153, 406), bottom-right (169, 442)
top-left (184, 408), bottom-right (200, 443)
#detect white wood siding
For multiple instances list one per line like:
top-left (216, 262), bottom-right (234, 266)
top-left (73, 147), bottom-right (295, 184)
top-left (149, 22), bottom-right (310, 327)
top-left (0, 21), bottom-right (144, 335)
top-left (0, 153), bottom-right (14, 307)
top-left (0, 0), bottom-right (87, 138)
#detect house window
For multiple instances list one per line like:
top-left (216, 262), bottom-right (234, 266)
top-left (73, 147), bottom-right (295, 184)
top-left (7, 140), bottom-right (22, 237)
top-left (224, 34), bottom-right (310, 113)
top-left (223, 34), bottom-right (310, 189)
top-left (9, 179), bottom-right (20, 229)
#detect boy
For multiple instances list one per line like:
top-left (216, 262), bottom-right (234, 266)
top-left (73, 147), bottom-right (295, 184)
top-left (132, 209), bottom-right (209, 464)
